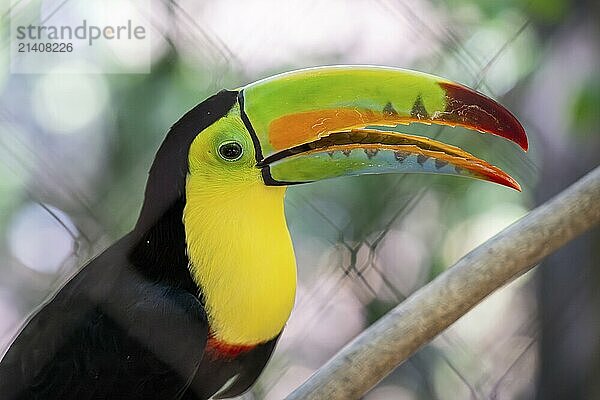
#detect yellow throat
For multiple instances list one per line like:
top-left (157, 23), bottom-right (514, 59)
top-left (183, 173), bottom-right (297, 346)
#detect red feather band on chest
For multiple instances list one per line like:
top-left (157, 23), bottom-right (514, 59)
top-left (205, 335), bottom-right (257, 359)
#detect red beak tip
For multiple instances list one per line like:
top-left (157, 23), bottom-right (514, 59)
top-left (439, 82), bottom-right (529, 152)
top-left (518, 132), bottom-right (529, 152)
top-left (501, 176), bottom-right (522, 192)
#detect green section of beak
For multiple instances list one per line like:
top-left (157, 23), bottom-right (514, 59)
top-left (262, 129), bottom-right (521, 191)
top-left (243, 66), bottom-right (447, 157)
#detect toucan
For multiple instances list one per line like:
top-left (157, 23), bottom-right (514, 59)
top-left (0, 66), bottom-right (527, 399)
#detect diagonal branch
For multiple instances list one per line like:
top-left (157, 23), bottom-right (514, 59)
top-left (286, 165), bottom-right (600, 400)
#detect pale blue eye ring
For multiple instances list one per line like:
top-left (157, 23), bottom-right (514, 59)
top-left (218, 141), bottom-right (243, 161)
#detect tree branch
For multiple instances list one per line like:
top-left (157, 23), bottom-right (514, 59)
top-left (286, 166), bottom-right (600, 400)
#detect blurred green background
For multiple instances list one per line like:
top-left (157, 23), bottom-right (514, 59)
top-left (0, 0), bottom-right (598, 399)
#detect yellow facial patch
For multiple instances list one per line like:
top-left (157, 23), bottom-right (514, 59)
top-left (183, 104), bottom-right (297, 346)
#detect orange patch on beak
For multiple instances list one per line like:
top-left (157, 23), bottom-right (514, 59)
top-left (268, 109), bottom-right (401, 151)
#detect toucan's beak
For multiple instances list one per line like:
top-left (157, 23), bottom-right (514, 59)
top-left (240, 66), bottom-right (528, 191)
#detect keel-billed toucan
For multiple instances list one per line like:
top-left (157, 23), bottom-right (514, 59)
top-left (0, 66), bottom-right (527, 399)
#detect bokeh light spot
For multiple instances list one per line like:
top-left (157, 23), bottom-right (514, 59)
top-left (32, 67), bottom-right (108, 134)
top-left (7, 203), bottom-right (77, 275)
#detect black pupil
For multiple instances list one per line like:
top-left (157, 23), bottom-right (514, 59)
top-left (219, 142), bottom-right (242, 160)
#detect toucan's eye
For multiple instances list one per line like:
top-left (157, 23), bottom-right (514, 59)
top-left (218, 141), bottom-right (243, 161)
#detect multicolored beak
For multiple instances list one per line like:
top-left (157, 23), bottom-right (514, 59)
top-left (239, 66), bottom-right (528, 191)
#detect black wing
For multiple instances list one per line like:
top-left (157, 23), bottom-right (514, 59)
top-left (0, 234), bottom-right (208, 400)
